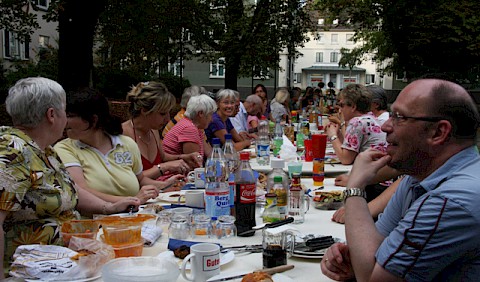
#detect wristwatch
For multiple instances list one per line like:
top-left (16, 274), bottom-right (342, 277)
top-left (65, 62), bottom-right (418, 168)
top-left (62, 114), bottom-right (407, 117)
top-left (328, 135), bottom-right (338, 142)
top-left (343, 188), bottom-right (367, 203)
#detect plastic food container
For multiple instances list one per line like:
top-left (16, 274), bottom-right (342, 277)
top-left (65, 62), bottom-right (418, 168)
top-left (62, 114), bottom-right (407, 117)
top-left (102, 257), bottom-right (179, 282)
top-left (99, 214), bottom-right (155, 246)
top-left (112, 241), bottom-right (144, 258)
top-left (312, 191), bottom-right (344, 210)
top-left (60, 220), bottom-right (100, 247)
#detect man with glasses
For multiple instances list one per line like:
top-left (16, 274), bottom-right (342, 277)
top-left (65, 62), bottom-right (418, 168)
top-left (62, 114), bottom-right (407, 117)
top-left (321, 79), bottom-right (480, 281)
top-left (229, 94), bottom-right (263, 139)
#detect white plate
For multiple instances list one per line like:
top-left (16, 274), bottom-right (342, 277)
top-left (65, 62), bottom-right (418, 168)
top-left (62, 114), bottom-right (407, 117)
top-left (272, 273), bottom-right (294, 282)
top-left (157, 250), bottom-right (234, 269)
top-left (25, 274), bottom-right (101, 282)
top-left (151, 190), bottom-right (186, 203)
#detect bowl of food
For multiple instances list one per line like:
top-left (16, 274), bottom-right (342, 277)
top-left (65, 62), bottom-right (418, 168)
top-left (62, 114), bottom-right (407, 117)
top-left (102, 257), bottom-right (179, 282)
top-left (313, 191), bottom-right (344, 210)
top-left (60, 219), bottom-right (100, 247)
top-left (98, 214), bottom-right (155, 246)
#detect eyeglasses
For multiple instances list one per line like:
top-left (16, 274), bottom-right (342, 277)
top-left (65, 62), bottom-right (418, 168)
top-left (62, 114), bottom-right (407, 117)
top-left (337, 102), bottom-right (348, 108)
top-left (220, 100), bottom-right (236, 105)
top-left (388, 111), bottom-right (446, 125)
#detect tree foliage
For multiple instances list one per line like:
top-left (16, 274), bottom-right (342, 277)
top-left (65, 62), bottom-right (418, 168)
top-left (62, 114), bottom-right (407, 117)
top-left (315, 0), bottom-right (480, 87)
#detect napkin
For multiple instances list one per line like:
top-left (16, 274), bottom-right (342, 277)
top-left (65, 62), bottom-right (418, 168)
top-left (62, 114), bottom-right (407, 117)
top-left (142, 219), bottom-right (163, 247)
top-left (279, 135), bottom-right (298, 162)
top-left (167, 239), bottom-right (222, 251)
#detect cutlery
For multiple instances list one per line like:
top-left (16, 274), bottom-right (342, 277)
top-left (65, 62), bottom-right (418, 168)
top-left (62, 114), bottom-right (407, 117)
top-left (206, 264), bottom-right (294, 282)
top-left (220, 244), bottom-right (262, 253)
top-left (237, 217), bottom-right (294, 236)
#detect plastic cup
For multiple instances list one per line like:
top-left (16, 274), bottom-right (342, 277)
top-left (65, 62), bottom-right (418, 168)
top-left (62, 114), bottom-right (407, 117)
top-left (304, 139), bottom-right (313, 162)
top-left (287, 162), bottom-right (303, 178)
top-left (312, 134), bottom-right (327, 159)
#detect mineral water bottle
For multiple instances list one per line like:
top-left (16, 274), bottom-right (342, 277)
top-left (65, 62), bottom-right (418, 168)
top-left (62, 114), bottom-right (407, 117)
top-left (266, 158), bottom-right (289, 193)
top-left (223, 134), bottom-right (238, 215)
top-left (257, 116), bottom-right (270, 165)
top-left (205, 138), bottom-right (230, 218)
top-left (234, 152), bottom-right (256, 236)
top-left (273, 119), bottom-right (283, 157)
top-left (272, 176), bottom-right (288, 219)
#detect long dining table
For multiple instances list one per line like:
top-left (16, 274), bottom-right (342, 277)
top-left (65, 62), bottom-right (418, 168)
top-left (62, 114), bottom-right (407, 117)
top-left (92, 174), bottom-right (348, 282)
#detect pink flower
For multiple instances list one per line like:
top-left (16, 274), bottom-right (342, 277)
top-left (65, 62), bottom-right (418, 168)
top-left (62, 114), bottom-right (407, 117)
top-left (346, 134), bottom-right (359, 149)
top-left (370, 125), bottom-right (382, 133)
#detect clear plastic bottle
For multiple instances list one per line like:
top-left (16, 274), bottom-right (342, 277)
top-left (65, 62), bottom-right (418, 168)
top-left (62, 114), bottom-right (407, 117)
top-left (266, 158), bottom-right (289, 193)
top-left (273, 119), bottom-right (283, 157)
top-left (272, 176), bottom-right (288, 219)
top-left (205, 138), bottom-right (230, 218)
top-left (234, 152), bottom-right (256, 237)
top-left (257, 116), bottom-right (270, 165)
top-left (262, 193), bottom-right (281, 223)
top-left (288, 172), bottom-right (307, 224)
top-left (223, 134), bottom-right (238, 214)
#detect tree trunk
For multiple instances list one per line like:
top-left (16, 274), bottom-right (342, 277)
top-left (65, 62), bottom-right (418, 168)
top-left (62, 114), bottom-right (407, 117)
top-left (58, 0), bottom-right (106, 92)
top-left (224, 55), bottom-right (240, 90)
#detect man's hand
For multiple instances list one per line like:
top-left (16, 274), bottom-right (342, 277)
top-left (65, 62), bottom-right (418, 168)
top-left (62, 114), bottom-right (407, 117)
top-left (347, 149), bottom-right (391, 189)
top-left (321, 243), bottom-right (355, 281)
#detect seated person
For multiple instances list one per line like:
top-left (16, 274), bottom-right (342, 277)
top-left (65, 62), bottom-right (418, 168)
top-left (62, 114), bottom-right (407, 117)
top-left (122, 81), bottom-right (202, 180)
top-left (0, 77), bottom-right (139, 277)
top-left (55, 88), bottom-right (183, 204)
top-left (205, 89), bottom-right (251, 151)
top-left (163, 95), bottom-right (216, 159)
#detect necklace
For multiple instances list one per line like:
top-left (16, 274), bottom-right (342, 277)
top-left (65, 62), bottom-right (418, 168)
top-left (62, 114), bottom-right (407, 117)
top-left (131, 120), bottom-right (152, 145)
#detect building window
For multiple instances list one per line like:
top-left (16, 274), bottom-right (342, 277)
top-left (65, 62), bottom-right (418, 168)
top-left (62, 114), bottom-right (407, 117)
top-left (39, 35), bottom-right (49, 48)
top-left (366, 74), bottom-right (375, 84)
top-left (3, 30), bottom-right (29, 60)
top-left (342, 75), bottom-right (357, 87)
top-left (294, 73), bottom-right (302, 83)
top-left (316, 33), bottom-right (324, 44)
top-left (210, 58), bottom-right (225, 78)
top-left (168, 59), bottom-right (182, 76)
top-left (315, 52), bottom-right (323, 63)
top-left (330, 52), bottom-right (339, 63)
top-left (346, 34), bottom-right (354, 45)
top-left (331, 34), bottom-right (338, 44)
top-left (253, 66), bottom-right (270, 79)
top-left (32, 0), bottom-right (48, 10)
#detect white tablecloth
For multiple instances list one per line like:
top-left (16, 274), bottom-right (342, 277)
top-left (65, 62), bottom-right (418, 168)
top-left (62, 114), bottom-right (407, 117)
top-left (95, 178), bottom-right (346, 282)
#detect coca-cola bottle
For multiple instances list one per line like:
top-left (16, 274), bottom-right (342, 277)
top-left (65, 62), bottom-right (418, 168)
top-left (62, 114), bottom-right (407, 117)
top-left (234, 151), bottom-right (256, 237)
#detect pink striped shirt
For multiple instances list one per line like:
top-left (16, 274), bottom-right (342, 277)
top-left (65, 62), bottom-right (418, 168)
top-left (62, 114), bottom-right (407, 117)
top-left (162, 117), bottom-right (205, 157)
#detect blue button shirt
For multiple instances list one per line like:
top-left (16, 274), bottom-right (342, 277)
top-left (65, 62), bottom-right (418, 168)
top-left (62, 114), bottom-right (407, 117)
top-left (375, 146), bottom-right (480, 281)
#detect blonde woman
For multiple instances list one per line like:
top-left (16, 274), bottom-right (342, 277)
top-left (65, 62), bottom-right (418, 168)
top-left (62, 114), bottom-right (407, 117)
top-left (270, 88), bottom-right (291, 122)
top-left (122, 81), bottom-right (202, 180)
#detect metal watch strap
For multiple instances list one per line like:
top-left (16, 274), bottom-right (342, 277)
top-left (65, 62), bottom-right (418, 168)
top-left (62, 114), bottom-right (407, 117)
top-left (329, 135), bottom-right (338, 142)
top-left (343, 188), bottom-right (367, 203)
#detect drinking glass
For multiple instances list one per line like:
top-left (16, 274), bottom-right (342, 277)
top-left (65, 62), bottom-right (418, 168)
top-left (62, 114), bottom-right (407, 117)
top-left (169, 214), bottom-right (191, 240)
top-left (214, 215), bottom-right (237, 239)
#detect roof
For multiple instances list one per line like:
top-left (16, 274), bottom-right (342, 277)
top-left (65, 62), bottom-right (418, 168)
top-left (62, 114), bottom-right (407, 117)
top-left (302, 65), bottom-right (366, 72)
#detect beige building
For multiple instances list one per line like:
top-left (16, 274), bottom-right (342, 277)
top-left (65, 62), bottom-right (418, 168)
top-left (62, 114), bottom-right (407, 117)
top-left (1, 0), bottom-right (58, 70)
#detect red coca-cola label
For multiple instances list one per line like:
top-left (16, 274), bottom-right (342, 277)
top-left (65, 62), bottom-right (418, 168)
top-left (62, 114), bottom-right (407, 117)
top-left (237, 183), bottom-right (256, 204)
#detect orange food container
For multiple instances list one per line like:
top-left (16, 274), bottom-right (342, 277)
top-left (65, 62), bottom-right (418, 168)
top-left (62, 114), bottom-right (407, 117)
top-left (60, 219), bottom-right (100, 247)
top-left (112, 241), bottom-right (144, 258)
top-left (98, 214), bottom-right (155, 246)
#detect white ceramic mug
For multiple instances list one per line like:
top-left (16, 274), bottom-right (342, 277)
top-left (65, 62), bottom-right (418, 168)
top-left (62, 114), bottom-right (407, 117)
top-left (185, 190), bottom-right (205, 208)
top-left (187, 168), bottom-right (205, 188)
top-left (181, 243), bottom-right (220, 282)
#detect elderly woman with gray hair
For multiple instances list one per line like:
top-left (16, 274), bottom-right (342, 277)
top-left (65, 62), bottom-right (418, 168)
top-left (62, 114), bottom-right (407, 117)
top-left (0, 77), bottom-right (139, 276)
top-left (163, 95), bottom-right (216, 159)
top-left (367, 85), bottom-right (390, 125)
top-left (205, 89), bottom-right (251, 151)
top-left (270, 87), bottom-right (291, 122)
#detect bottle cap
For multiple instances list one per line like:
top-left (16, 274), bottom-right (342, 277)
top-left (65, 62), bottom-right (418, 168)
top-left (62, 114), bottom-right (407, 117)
top-left (225, 133), bottom-right (232, 140)
top-left (239, 152), bottom-right (250, 160)
top-left (212, 138), bottom-right (220, 145)
top-left (270, 158), bottom-right (285, 169)
top-left (274, 176), bottom-right (282, 183)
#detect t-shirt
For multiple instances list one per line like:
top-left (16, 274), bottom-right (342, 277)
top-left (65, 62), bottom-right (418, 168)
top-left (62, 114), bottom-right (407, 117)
top-left (54, 135), bottom-right (143, 197)
top-left (0, 126), bottom-right (79, 270)
top-left (342, 114), bottom-right (387, 153)
top-left (270, 100), bottom-right (288, 122)
top-left (163, 117), bottom-right (205, 157)
top-left (162, 108), bottom-right (185, 139)
top-left (205, 112), bottom-right (234, 144)
top-left (375, 146), bottom-right (480, 281)
top-left (247, 115), bottom-right (259, 130)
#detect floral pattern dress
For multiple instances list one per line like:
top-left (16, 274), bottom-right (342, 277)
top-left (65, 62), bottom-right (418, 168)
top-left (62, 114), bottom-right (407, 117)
top-left (0, 127), bottom-right (79, 271)
top-left (342, 114), bottom-right (387, 153)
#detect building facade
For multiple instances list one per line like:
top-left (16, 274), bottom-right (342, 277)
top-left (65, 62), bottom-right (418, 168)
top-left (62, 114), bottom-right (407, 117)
top-left (1, 0), bottom-right (58, 70)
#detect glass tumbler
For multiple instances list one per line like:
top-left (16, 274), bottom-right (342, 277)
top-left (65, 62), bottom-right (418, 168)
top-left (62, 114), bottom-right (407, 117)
top-left (191, 213), bottom-right (212, 238)
top-left (214, 215), bottom-right (237, 239)
top-left (169, 214), bottom-right (191, 240)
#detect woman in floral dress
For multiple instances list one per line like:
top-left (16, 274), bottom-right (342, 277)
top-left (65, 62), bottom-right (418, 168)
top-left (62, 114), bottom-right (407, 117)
top-left (0, 77), bottom-right (139, 277)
